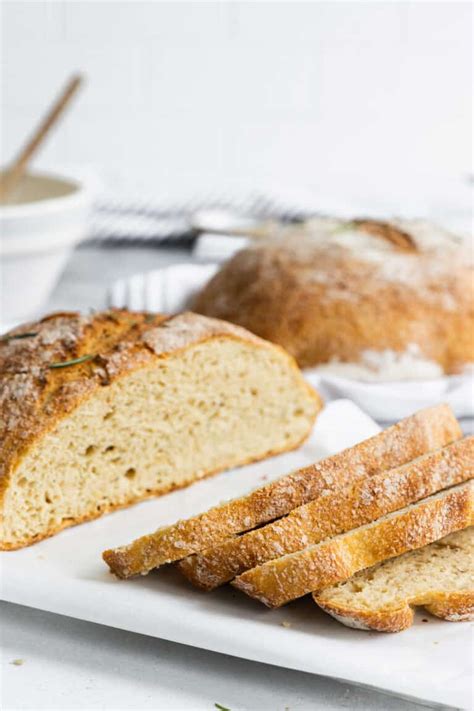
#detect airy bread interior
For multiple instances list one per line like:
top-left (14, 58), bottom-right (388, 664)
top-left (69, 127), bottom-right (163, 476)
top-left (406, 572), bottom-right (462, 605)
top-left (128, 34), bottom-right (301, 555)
top-left (2, 338), bottom-right (317, 549)
top-left (315, 527), bottom-right (473, 612)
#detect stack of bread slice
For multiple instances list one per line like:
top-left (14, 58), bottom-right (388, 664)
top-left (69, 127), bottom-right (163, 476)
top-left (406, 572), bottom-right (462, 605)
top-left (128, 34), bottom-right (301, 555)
top-left (103, 403), bottom-right (474, 632)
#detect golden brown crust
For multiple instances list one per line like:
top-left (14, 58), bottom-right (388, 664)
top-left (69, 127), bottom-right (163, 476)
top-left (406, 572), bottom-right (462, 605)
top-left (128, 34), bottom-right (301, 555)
top-left (351, 219), bottom-right (418, 251)
top-left (0, 310), bottom-right (164, 500)
top-left (1, 310), bottom-right (320, 549)
top-left (178, 437), bottom-right (474, 589)
top-left (314, 595), bottom-right (474, 632)
top-left (315, 599), bottom-right (416, 632)
top-left (425, 592), bottom-right (474, 622)
top-left (193, 218), bottom-right (474, 372)
top-left (103, 404), bottom-right (461, 578)
top-left (232, 481), bottom-right (474, 608)
top-left (314, 530), bottom-right (474, 632)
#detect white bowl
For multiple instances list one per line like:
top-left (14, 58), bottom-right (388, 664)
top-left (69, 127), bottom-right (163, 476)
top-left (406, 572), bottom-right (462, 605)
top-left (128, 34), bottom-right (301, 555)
top-left (0, 171), bottom-right (92, 324)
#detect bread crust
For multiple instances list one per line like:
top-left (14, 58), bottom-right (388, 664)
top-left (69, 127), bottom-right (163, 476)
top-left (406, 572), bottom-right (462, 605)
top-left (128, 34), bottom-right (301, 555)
top-left (316, 601), bottom-right (415, 632)
top-left (103, 404), bottom-right (460, 578)
top-left (232, 481), bottom-right (474, 608)
top-left (424, 592), bottom-right (474, 622)
top-left (315, 592), bottom-right (474, 632)
top-left (193, 218), bottom-right (474, 372)
top-left (314, 529), bottom-right (474, 631)
top-left (1, 310), bottom-right (320, 550)
top-left (178, 437), bottom-right (473, 589)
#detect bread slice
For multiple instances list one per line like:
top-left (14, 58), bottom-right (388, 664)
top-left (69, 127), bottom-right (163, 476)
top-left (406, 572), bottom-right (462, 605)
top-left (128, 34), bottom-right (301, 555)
top-left (178, 437), bottom-right (474, 589)
top-left (232, 480), bottom-right (474, 607)
top-left (314, 527), bottom-right (474, 632)
top-left (103, 404), bottom-right (460, 578)
top-left (0, 310), bottom-right (320, 550)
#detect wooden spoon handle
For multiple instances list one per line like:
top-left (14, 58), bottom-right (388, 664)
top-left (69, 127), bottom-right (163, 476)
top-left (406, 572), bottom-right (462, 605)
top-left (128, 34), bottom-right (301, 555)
top-left (0, 74), bottom-right (84, 200)
top-left (195, 223), bottom-right (275, 239)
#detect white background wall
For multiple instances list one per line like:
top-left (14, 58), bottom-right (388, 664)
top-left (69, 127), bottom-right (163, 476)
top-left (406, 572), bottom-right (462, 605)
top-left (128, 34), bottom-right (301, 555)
top-left (1, 1), bottom-right (472, 216)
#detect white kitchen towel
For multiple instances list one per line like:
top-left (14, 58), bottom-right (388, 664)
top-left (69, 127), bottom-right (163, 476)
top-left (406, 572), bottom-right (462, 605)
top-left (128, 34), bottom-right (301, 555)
top-left (192, 233), bottom-right (250, 262)
top-left (107, 263), bottom-right (474, 421)
top-left (88, 181), bottom-right (472, 249)
top-left (108, 263), bottom-right (219, 313)
top-left (307, 371), bottom-right (474, 422)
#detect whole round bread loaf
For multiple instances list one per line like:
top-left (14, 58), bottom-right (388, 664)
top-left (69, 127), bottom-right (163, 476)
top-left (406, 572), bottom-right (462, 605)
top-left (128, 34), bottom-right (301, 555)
top-left (193, 218), bottom-right (474, 377)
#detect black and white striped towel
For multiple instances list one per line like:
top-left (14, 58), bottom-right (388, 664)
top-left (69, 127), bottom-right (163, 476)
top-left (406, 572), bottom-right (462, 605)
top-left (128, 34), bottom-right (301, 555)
top-left (87, 190), bottom-right (319, 245)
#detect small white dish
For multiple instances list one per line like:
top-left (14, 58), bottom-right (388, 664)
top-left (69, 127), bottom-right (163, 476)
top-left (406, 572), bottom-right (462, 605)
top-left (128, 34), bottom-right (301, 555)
top-left (0, 170), bottom-right (92, 323)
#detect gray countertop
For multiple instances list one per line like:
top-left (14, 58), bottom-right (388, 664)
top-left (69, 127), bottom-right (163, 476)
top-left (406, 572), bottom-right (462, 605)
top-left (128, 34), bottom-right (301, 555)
top-left (2, 601), bottom-right (433, 711)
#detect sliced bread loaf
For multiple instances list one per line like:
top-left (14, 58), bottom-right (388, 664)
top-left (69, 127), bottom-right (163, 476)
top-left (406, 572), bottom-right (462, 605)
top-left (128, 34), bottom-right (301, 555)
top-left (314, 527), bottom-right (474, 631)
top-left (103, 404), bottom-right (460, 578)
top-left (0, 310), bottom-right (320, 550)
top-left (232, 480), bottom-right (473, 607)
top-left (178, 437), bottom-right (474, 589)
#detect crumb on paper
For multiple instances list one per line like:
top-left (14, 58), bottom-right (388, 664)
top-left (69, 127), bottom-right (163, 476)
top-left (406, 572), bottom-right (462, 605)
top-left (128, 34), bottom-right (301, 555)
top-left (10, 659), bottom-right (24, 666)
top-left (260, 475), bottom-right (268, 481)
top-left (37, 554), bottom-right (45, 560)
top-left (422, 618), bottom-right (429, 623)
top-left (433, 641), bottom-right (439, 645)
top-left (281, 620), bottom-right (292, 628)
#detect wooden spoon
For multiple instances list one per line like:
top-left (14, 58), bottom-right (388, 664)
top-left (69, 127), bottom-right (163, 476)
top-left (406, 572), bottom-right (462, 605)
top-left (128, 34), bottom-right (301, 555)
top-left (0, 74), bottom-right (84, 202)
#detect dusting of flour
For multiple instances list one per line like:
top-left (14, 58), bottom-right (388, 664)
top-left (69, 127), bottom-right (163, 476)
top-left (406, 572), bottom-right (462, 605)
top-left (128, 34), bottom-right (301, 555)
top-left (307, 344), bottom-right (446, 382)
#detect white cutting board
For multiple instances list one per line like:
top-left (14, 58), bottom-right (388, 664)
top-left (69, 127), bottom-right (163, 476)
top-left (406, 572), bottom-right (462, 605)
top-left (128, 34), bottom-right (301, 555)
top-left (0, 400), bottom-right (472, 709)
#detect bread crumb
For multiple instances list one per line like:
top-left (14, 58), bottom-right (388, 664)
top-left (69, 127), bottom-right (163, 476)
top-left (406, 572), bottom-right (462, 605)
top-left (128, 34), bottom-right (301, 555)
top-left (422, 618), bottom-right (429, 623)
top-left (281, 621), bottom-right (292, 628)
top-left (10, 659), bottom-right (24, 666)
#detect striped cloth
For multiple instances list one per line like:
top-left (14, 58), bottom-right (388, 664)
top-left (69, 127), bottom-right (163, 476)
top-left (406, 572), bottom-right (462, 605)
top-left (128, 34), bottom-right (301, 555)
top-left (86, 190), bottom-right (319, 245)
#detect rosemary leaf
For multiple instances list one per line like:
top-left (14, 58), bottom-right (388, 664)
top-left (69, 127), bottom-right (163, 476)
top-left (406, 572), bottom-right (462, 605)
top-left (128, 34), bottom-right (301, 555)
top-left (1, 332), bottom-right (39, 342)
top-left (331, 220), bottom-right (356, 235)
top-left (215, 704), bottom-right (231, 711)
top-left (48, 354), bottom-right (94, 369)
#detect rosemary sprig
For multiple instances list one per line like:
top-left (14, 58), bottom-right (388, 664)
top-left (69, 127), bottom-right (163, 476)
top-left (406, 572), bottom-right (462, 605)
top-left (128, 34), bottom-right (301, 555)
top-left (214, 705), bottom-right (231, 711)
top-left (1, 332), bottom-right (39, 342)
top-left (48, 354), bottom-right (94, 369)
top-left (331, 220), bottom-right (356, 235)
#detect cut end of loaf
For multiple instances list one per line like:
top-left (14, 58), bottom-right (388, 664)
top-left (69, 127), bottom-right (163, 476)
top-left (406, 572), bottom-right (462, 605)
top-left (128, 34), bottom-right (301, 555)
top-left (1, 330), bottom-right (320, 550)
